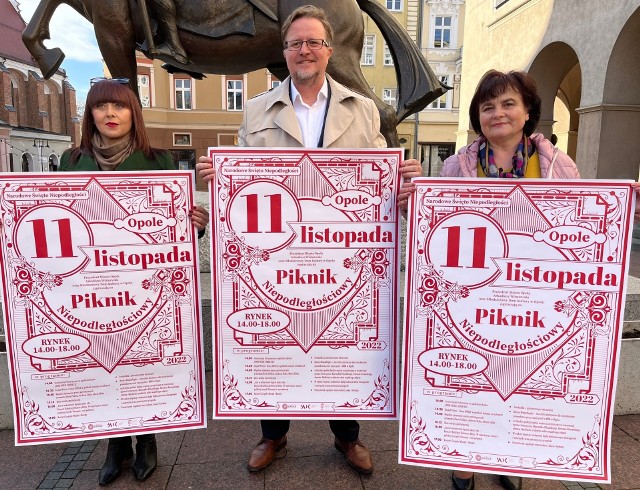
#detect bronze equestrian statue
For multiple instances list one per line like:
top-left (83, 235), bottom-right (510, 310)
top-left (22, 0), bottom-right (446, 145)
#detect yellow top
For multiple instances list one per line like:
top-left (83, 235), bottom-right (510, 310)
top-left (477, 150), bottom-right (541, 178)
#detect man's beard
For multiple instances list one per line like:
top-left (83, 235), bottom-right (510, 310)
top-left (292, 65), bottom-right (321, 86)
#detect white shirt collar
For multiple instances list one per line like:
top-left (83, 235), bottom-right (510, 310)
top-left (290, 77), bottom-right (329, 107)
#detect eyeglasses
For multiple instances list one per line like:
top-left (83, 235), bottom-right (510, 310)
top-left (284, 39), bottom-right (329, 51)
top-left (90, 77), bottom-right (130, 86)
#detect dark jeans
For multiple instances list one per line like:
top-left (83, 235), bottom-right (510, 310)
top-left (261, 419), bottom-right (359, 443)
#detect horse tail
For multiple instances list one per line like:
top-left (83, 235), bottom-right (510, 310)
top-left (355, 0), bottom-right (446, 122)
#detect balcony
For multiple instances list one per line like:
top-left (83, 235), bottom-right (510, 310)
top-left (422, 46), bottom-right (462, 63)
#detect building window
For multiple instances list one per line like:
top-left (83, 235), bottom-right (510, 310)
top-left (10, 80), bottom-right (17, 108)
top-left (227, 79), bottom-right (243, 111)
top-left (383, 43), bottom-right (393, 66)
top-left (171, 149), bottom-right (196, 171)
top-left (420, 144), bottom-right (455, 177)
top-left (361, 35), bottom-right (375, 65)
top-left (21, 153), bottom-right (31, 172)
top-left (48, 154), bottom-right (59, 171)
top-left (173, 133), bottom-right (191, 146)
top-left (430, 76), bottom-right (450, 109)
top-left (383, 88), bottom-right (397, 107)
top-left (175, 79), bottom-right (192, 110)
top-left (271, 80), bottom-right (281, 89)
top-left (138, 74), bottom-right (151, 107)
top-left (433, 16), bottom-right (452, 48)
top-left (386, 0), bottom-right (401, 11)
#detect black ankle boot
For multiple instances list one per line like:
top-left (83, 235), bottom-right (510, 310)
top-left (499, 475), bottom-right (523, 490)
top-left (452, 472), bottom-right (475, 490)
top-left (98, 436), bottom-right (133, 486)
top-left (133, 433), bottom-right (157, 481)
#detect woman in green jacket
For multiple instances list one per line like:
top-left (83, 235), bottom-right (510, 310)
top-left (62, 79), bottom-right (209, 486)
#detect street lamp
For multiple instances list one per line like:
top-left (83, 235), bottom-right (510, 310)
top-left (33, 139), bottom-right (50, 172)
top-left (0, 138), bottom-right (10, 172)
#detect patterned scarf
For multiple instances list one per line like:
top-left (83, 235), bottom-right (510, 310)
top-left (91, 132), bottom-right (134, 171)
top-left (478, 134), bottom-right (534, 178)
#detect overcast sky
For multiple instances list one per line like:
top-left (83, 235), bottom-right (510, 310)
top-left (18, 0), bottom-right (104, 103)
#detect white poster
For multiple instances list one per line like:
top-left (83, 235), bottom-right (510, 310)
top-left (0, 171), bottom-right (206, 444)
top-left (400, 178), bottom-right (635, 483)
top-left (209, 148), bottom-right (402, 419)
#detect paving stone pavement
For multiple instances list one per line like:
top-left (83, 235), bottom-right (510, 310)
top-left (2, 371), bottom-right (640, 489)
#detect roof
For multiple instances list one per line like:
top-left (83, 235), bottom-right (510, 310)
top-left (0, 0), bottom-right (36, 65)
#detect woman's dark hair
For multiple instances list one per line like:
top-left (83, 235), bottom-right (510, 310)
top-left (69, 80), bottom-right (157, 163)
top-left (469, 70), bottom-right (541, 137)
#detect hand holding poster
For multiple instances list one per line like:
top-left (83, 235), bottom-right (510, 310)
top-left (400, 179), bottom-right (635, 482)
top-left (0, 172), bottom-right (206, 444)
top-left (209, 148), bottom-right (401, 419)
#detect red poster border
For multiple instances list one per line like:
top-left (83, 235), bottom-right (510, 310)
top-left (0, 171), bottom-right (207, 445)
top-left (399, 178), bottom-right (635, 482)
top-left (209, 148), bottom-right (402, 419)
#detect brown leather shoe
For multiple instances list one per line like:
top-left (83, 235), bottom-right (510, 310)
top-left (334, 438), bottom-right (374, 474)
top-left (247, 436), bottom-right (287, 472)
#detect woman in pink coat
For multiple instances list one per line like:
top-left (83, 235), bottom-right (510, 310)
top-left (441, 70), bottom-right (579, 182)
top-left (445, 69), bottom-right (579, 490)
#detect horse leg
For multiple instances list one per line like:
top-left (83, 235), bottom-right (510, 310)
top-left (22, 0), bottom-right (73, 79)
top-left (93, 12), bottom-right (140, 100)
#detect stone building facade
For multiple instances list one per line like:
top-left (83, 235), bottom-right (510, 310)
top-left (125, 54), bottom-right (272, 190)
top-left (360, 0), bottom-right (465, 176)
top-left (458, 0), bottom-right (640, 181)
top-left (0, 0), bottom-right (80, 173)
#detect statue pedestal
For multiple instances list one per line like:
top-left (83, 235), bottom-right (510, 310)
top-left (616, 338), bottom-right (640, 414)
top-left (618, 275), bottom-right (640, 414)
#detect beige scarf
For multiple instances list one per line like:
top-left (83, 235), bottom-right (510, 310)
top-left (91, 133), bottom-right (134, 171)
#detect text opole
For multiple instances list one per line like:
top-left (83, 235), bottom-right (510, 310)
top-left (418, 347), bottom-right (488, 376)
top-left (227, 308), bottom-right (290, 334)
top-left (22, 333), bottom-right (90, 360)
top-left (534, 225), bottom-right (606, 249)
top-left (322, 190), bottom-right (381, 212)
top-left (114, 212), bottom-right (176, 234)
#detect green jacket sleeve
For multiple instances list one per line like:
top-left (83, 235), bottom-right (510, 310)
top-left (59, 149), bottom-right (74, 171)
top-left (158, 151), bottom-right (177, 170)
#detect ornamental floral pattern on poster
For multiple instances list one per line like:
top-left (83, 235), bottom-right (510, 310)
top-left (209, 148), bottom-right (402, 419)
top-left (0, 172), bottom-right (206, 445)
top-left (400, 179), bottom-right (635, 483)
